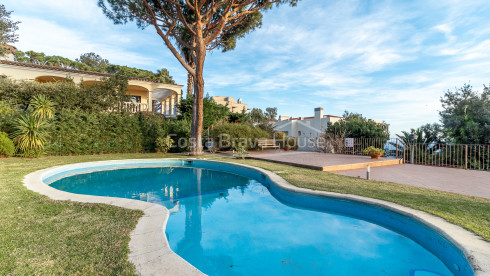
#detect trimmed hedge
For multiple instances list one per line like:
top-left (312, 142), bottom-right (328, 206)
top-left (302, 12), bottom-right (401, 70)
top-left (47, 109), bottom-right (143, 155)
top-left (42, 109), bottom-right (192, 156)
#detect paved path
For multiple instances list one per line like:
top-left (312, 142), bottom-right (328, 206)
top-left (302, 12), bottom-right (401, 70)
top-left (335, 164), bottom-right (490, 199)
top-left (249, 151), bottom-right (393, 169)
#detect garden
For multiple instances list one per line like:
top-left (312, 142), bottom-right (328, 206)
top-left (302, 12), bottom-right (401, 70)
top-left (0, 75), bottom-right (276, 158)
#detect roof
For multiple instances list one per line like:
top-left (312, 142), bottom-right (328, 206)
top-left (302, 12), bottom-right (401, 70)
top-left (276, 114), bottom-right (343, 122)
top-left (0, 60), bottom-right (175, 84)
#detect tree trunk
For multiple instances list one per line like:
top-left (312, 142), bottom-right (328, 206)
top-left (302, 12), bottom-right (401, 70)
top-left (189, 38), bottom-right (206, 156)
top-left (186, 72), bottom-right (194, 99)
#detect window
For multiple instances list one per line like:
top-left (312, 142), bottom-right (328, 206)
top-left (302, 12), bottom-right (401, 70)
top-left (298, 131), bottom-right (302, 136)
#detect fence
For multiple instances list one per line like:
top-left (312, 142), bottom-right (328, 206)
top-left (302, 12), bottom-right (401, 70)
top-left (403, 143), bottom-right (490, 171)
top-left (327, 137), bottom-right (489, 171)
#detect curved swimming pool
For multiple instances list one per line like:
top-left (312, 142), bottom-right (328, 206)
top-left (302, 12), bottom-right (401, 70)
top-left (42, 159), bottom-right (473, 275)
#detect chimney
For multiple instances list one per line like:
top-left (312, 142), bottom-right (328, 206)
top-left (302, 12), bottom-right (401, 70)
top-left (314, 107), bottom-right (323, 120)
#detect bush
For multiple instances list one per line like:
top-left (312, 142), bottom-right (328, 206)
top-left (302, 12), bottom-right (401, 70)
top-left (234, 143), bottom-right (248, 159)
top-left (211, 123), bottom-right (270, 150)
top-left (0, 100), bottom-right (17, 133)
top-left (0, 76), bottom-right (129, 112)
top-left (363, 146), bottom-right (385, 155)
top-left (139, 112), bottom-right (168, 152)
top-left (47, 109), bottom-right (143, 155)
top-left (155, 136), bottom-right (174, 153)
top-left (166, 119), bottom-right (191, 152)
top-left (286, 137), bottom-right (298, 150)
top-left (0, 132), bottom-right (15, 157)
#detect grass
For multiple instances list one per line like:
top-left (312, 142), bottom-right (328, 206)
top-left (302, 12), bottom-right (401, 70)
top-left (0, 153), bottom-right (489, 274)
top-left (0, 153), bottom-right (186, 275)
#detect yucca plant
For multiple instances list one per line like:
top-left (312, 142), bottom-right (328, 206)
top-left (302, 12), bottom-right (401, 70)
top-left (11, 95), bottom-right (55, 157)
top-left (12, 113), bottom-right (49, 157)
top-left (30, 94), bottom-right (55, 127)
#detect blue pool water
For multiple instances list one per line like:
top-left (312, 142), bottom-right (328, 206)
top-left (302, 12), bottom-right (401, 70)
top-left (46, 161), bottom-right (471, 275)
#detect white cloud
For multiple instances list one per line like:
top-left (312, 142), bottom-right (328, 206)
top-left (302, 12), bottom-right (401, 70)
top-left (13, 16), bottom-right (155, 67)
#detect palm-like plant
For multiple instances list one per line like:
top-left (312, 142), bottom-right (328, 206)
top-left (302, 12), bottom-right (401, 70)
top-left (12, 113), bottom-right (49, 157)
top-left (11, 95), bottom-right (55, 157)
top-left (30, 94), bottom-right (55, 126)
top-left (391, 124), bottom-right (445, 162)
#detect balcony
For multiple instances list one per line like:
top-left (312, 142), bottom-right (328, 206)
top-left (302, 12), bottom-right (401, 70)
top-left (122, 102), bottom-right (149, 113)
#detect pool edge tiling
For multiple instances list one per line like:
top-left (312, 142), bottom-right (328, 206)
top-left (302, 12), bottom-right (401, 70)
top-left (23, 158), bottom-right (490, 276)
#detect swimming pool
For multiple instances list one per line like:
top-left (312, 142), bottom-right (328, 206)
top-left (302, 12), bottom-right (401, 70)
top-left (40, 159), bottom-right (475, 275)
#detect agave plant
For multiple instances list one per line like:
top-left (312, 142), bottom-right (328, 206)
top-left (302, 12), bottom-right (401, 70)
top-left (12, 113), bottom-right (49, 157)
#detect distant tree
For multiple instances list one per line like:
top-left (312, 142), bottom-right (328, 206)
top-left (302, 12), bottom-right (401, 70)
top-left (0, 4), bottom-right (20, 56)
top-left (13, 49), bottom-right (177, 83)
top-left (25, 51), bottom-right (46, 64)
top-left (265, 107), bottom-right (277, 120)
top-left (228, 112), bottom-right (250, 124)
top-left (390, 123), bottom-right (444, 158)
top-left (98, 0), bottom-right (299, 155)
top-left (326, 111), bottom-right (390, 139)
top-left (250, 108), bottom-right (265, 124)
top-left (76, 52), bottom-right (110, 69)
top-left (156, 68), bottom-right (174, 84)
top-left (439, 84), bottom-right (490, 144)
top-left (396, 123), bottom-right (444, 145)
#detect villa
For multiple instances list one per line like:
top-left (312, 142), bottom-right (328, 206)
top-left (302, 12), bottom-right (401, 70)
top-left (273, 107), bottom-right (343, 138)
top-left (0, 58), bottom-right (183, 117)
top-left (211, 96), bottom-right (249, 113)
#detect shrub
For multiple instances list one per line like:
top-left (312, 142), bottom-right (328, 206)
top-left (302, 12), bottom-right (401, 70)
top-left (0, 75), bottom-right (128, 112)
top-left (166, 119), bottom-right (191, 152)
top-left (363, 146), bottom-right (385, 155)
top-left (0, 100), bottom-right (17, 133)
top-left (0, 132), bottom-right (15, 157)
top-left (139, 112), bottom-right (168, 152)
top-left (47, 109), bottom-right (143, 155)
top-left (286, 137), bottom-right (298, 150)
top-left (234, 143), bottom-right (248, 159)
top-left (155, 136), bottom-right (174, 153)
top-left (211, 123), bottom-right (270, 150)
top-left (12, 113), bottom-right (49, 157)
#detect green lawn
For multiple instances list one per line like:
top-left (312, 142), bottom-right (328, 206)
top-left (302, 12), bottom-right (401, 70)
top-left (0, 153), bottom-right (488, 275)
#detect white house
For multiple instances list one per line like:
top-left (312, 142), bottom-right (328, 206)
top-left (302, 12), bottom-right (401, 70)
top-left (273, 107), bottom-right (343, 151)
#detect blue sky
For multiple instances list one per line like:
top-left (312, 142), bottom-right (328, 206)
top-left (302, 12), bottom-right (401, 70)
top-left (4, 0), bottom-right (490, 135)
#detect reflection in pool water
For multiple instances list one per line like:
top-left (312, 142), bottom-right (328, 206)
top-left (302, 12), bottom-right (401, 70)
top-left (50, 166), bottom-right (454, 276)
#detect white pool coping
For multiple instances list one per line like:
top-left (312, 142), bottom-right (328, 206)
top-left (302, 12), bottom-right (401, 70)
top-left (23, 158), bottom-right (490, 276)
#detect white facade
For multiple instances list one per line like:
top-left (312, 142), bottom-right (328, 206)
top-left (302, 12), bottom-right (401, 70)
top-left (273, 107), bottom-right (342, 151)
